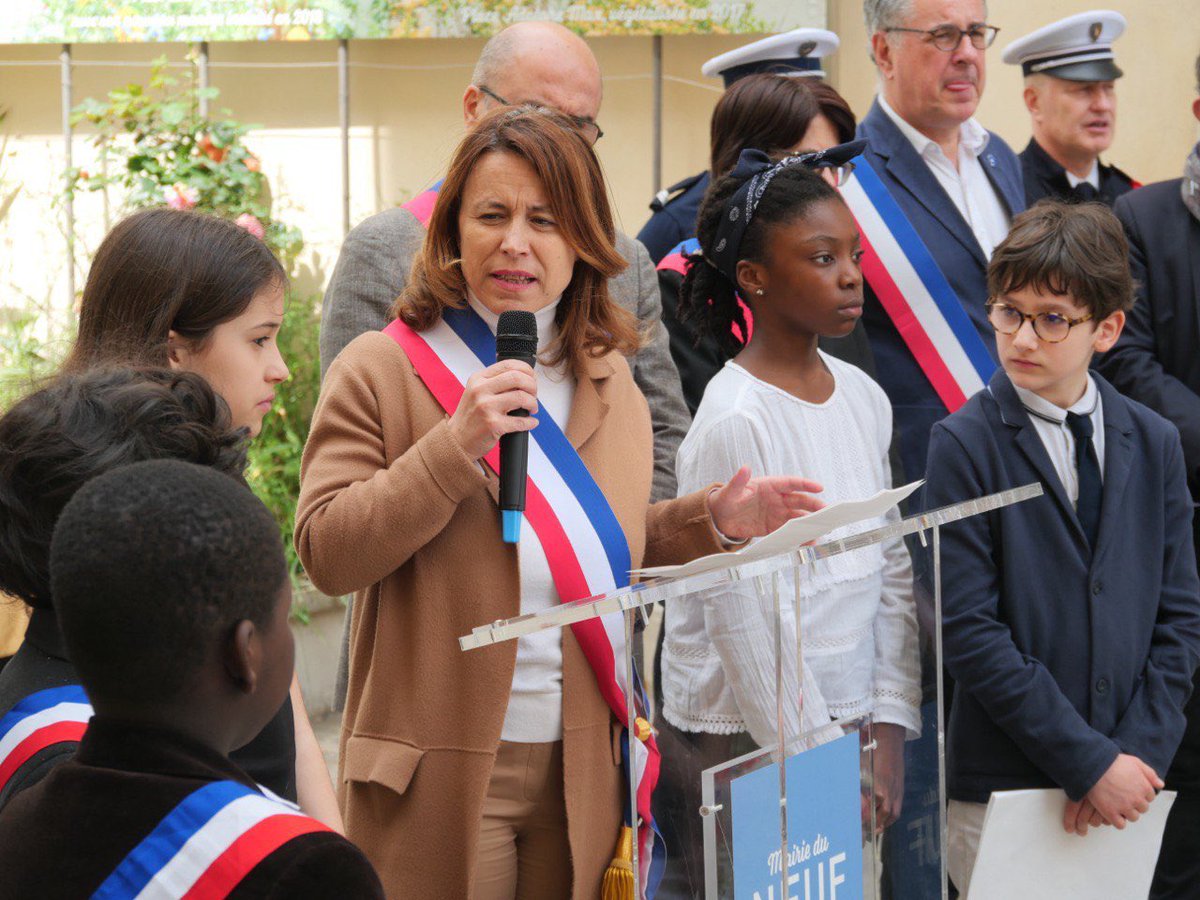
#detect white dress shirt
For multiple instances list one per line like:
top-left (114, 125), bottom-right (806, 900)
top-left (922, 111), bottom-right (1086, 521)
top-left (878, 95), bottom-right (1012, 259)
top-left (1011, 375), bottom-right (1105, 506)
top-left (467, 295), bottom-right (576, 743)
top-left (1065, 161), bottom-right (1101, 190)
top-left (662, 357), bottom-right (922, 747)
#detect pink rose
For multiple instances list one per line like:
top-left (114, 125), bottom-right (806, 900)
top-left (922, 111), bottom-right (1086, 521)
top-left (236, 213), bottom-right (265, 240)
top-left (164, 182), bottom-right (199, 210)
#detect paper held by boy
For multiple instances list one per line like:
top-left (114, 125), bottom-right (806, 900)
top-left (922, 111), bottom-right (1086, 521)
top-left (968, 788), bottom-right (1176, 899)
top-left (629, 480), bottom-right (923, 580)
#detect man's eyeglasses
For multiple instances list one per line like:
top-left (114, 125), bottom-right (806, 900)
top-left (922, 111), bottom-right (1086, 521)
top-left (986, 301), bottom-right (1092, 343)
top-left (884, 23), bottom-right (1000, 52)
top-left (477, 84), bottom-right (604, 144)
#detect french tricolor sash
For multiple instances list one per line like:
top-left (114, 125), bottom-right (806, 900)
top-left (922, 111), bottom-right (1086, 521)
top-left (841, 155), bottom-right (996, 412)
top-left (657, 237), bottom-right (754, 345)
top-left (0, 684), bottom-right (92, 794)
top-left (92, 780), bottom-right (329, 899)
top-left (401, 180), bottom-right (442, 228)
top-left (384, 306), bottom-right (666, 897)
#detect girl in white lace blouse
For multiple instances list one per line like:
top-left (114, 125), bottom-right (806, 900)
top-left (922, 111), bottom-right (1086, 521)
top-left (655, 149), bottom-right (922, 892)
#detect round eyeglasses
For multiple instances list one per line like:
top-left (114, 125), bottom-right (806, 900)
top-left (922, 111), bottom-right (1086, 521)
top-left (884, 23), bottom-right (1000, 52)
top-left (986, 301), bottom-right (1093, 344)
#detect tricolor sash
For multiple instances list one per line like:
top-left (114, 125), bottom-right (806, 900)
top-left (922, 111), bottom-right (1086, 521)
top-left (841, 156), bottom-right (996, 412)
top-left (401, 180), bottom-right (442, 228)
top-left (0, 684), bottom-right (92, 794)
top-left (657, 237), bottom-right (754, 345)
top-left (385, 306), bottom-right (665, 897)
top-left (92, 780), bottom-right (329, 899)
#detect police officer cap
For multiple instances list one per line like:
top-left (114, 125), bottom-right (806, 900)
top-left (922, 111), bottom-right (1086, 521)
top-left (1002, 10), bottom-right (1125, 82)
top-left (701, 28), bottom-right (839, 87)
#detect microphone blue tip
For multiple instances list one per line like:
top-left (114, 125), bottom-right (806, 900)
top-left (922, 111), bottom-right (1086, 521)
top-left (502, 509), bottom-right (522, 544)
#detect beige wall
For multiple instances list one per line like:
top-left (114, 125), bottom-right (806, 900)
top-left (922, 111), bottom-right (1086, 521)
top-left (1, 1), bottom-right (1198, 322)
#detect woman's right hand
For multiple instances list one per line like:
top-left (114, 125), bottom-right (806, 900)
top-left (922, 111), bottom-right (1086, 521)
top-left (447, 359), bottom-right (539, 460)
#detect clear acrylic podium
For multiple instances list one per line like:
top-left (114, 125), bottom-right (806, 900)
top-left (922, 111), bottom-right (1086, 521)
top-left (460, 483), bottom-right (1041, 899)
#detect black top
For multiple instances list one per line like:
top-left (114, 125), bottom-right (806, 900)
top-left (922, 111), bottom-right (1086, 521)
top-left (0, 609), bottom-right (297, 811)
top-left (0, 716), bottom-right (383, 899)
top-left (1020, 138), bottom-right (1135, 209)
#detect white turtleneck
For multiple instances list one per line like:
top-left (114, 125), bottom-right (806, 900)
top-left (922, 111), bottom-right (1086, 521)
top-left (467, 295), bottom-right (577, 743)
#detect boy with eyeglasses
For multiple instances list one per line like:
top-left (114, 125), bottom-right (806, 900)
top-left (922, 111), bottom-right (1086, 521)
top-left (922, 200), bottom-right (1200, 894)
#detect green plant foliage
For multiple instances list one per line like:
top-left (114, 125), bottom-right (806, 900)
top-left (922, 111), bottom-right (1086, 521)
top-left (65, 58), bottom-right (319, 596)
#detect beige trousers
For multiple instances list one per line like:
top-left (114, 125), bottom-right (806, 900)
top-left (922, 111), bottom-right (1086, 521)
top-left (947, 798), bottom-right (989, 897)
top-left (473, 740), bottom-right (573, 900)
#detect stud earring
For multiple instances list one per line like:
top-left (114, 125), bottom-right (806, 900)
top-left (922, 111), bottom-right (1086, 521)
top-left (755, 288), bottom-right (764, 296)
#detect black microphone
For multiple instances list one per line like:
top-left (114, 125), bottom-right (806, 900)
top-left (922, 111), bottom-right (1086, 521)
top-left (496, 310), bottom-right (538, 543)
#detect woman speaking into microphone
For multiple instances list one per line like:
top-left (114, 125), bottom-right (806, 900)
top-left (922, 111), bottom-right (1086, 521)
top-left (296, 106), bottom-right (822, 900)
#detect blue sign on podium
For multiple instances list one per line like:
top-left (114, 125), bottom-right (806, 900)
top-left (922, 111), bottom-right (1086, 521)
top-left (731, 731), bottom-right (864, 900)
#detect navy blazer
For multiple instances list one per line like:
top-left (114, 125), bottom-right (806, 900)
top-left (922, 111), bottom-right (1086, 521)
top-left (924, 369), bottom-right (1200, 803)
top-left (1097, 179), bottom-right (1200, 493)
top-left (856, 99), bottom-right (1025, 484)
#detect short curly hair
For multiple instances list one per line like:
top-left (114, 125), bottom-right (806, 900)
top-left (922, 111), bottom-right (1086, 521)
top-left (51, 459), bottom-right (286, 705)
top-left (0, 367), bottom-right (249, 610)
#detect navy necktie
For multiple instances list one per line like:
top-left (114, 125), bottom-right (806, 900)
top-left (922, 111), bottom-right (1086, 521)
top-left (1073, 182), bottom-right (1099, 202)
top-left (1066, 412), bottom-right (1102, 548)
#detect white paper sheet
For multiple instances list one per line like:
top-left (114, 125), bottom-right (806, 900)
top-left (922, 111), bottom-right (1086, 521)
top-left (968, 788), bottom-right (1176, 899)
top-left (629, 480), bottom-right (923, 579)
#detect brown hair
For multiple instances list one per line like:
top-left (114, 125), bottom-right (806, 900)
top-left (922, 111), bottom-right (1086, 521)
top-left (988, 201), bottom-right (1135, 320)
top-left (709, 75), bottom-right (857, 177)
top-left (395, 106), bottom-right (639, 373)
top-left (64, 208), bottom-right (286, 372)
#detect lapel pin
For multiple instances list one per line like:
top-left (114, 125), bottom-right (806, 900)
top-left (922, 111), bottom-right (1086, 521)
top-left (986, 154), bottom-right (996, 167)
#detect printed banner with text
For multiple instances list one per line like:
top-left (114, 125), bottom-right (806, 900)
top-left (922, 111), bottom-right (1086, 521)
top-left (1, 0), bottom-right (824, 43)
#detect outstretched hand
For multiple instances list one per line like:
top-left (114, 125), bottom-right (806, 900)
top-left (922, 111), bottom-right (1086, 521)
top-left (708, 466), bottom-right (824, 542)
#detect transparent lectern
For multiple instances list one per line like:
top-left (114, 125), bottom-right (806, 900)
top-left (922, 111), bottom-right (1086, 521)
top-left (459, 484), bottom-right (1041, 900)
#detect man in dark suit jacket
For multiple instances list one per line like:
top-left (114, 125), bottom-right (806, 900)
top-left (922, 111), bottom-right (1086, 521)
top-left (858, 0), bottom-right (1025, 486)
top-left (1002, 10), bottom-right (1136, 208)
top-left (1094, 68), bottom-right (1200, 899)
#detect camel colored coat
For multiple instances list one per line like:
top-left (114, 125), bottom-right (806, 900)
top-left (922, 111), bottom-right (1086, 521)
top-left (296, 330), bottom-right (723, 899)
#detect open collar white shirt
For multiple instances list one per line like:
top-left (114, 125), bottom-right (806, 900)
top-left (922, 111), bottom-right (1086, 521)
top-left (1013, 375), bottom-right (1105, 506)
top-left (878, 94), bottom-right (1012, 259)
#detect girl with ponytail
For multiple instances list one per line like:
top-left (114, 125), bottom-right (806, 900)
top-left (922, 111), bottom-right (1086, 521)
top-left (655, 149), bottom-right (922, 897)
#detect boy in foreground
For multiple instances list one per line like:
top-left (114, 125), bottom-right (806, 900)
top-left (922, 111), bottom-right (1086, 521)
top-left (0, 459), bottom-right (383, 898)
top-left (923, 201), bottom-right (1200, 894)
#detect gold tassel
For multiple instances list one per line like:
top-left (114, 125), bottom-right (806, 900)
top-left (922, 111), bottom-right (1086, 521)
top-left (601, 825), bottom-right (635, 900)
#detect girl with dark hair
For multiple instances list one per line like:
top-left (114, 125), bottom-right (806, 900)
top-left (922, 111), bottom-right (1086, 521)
top-left (653, 154), bottom-right (922, 897)
top-left (56, 209), bottom-right (341, 831)
top-left (0, 368), bottom-right (248, 811)
top-left (65, 207), bottom-right (290, 438)
top-left (650, 74), bottom-right (869, 415)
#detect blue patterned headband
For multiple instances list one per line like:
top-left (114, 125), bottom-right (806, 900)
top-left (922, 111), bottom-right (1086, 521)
top-left (706, 139), bottom-right (868, 286)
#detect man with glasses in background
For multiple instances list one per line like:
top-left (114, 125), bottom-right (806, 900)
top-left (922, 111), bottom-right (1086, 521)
top-left (319, 20), bottom-right (690, 710)
top-left (850, 0), bottom-right (1025, 486)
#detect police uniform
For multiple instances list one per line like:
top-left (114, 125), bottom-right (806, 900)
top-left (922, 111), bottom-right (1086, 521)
top-left (636, 28), bottom-right (838, 265)
top-left (0, 716), bottom-right (384, 899)
top-left (1003, 11), bottom-right (1137, 208)
top-left (1020, 136), bottom-right (1135, 207)
top-left (0, 609), bottom-right (297, 813)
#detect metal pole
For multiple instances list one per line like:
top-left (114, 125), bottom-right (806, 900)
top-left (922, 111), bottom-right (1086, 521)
top-left (60, 44), bottom-right (74, 314)
top-left (651, 35), bottom-right (663, 195)
top-left (338, 39), bottom-right (350, 238)
top-left (197, 41), bottom-right (210, 119)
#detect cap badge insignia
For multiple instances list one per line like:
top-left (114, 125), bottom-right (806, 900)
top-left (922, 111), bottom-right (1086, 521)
top-left (797, 41), bottom-right (817, 57)
top-left (1089, 22), bottom-right (1102, 42)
